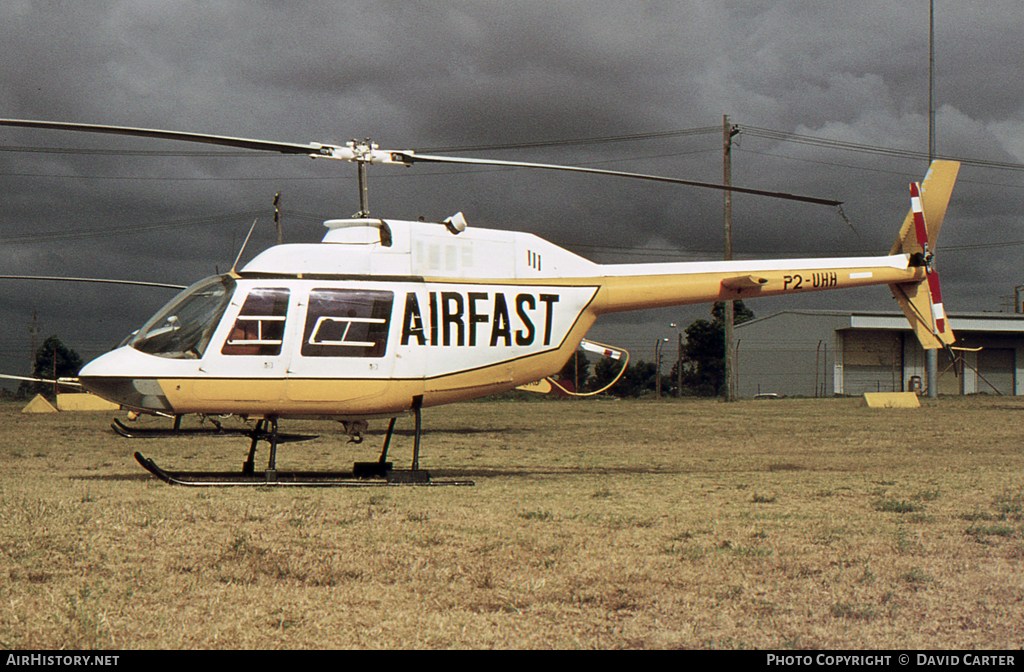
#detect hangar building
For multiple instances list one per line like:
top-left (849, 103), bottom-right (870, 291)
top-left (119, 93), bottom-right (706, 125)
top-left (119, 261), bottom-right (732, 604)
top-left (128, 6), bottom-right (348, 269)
top-left (734, 310), bottom-right (1024, 397)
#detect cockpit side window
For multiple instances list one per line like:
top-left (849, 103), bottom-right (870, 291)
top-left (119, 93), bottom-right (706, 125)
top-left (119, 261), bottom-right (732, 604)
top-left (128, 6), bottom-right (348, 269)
top-left (301, 289), bottom-right (393, 358)
top-left (222, 288), bottom-right (290, 356)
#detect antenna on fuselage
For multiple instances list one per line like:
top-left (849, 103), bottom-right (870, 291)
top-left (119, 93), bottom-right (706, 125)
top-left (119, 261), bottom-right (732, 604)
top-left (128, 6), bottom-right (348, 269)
top-left (230, 219), bottom-right (259, 276)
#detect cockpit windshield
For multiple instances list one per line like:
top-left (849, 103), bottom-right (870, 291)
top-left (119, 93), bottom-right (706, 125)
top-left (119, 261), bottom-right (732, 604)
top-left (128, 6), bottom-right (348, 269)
top-left (129, 275), bottom-right (236, 358)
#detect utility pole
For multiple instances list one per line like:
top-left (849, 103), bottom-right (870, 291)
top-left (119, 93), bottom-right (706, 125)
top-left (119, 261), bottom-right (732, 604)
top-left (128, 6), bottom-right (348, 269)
top-left (273, 192), bottom-right (282, 245)
top-left (723, 115), bottom-right (740, 401)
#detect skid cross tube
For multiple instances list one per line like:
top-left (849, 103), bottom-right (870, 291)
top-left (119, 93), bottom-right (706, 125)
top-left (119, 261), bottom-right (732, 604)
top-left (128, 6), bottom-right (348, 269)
top-left (378, 417), bottom-right (397, 465)
top-left (412, 401), bottom-right (422, 471)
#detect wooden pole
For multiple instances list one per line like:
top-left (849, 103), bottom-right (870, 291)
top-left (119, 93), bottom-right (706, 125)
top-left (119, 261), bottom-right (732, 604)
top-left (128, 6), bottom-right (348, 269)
top-left (273, 192), bottom-right (282, 245)
top-left (723, 115), bottom-right (738, 401)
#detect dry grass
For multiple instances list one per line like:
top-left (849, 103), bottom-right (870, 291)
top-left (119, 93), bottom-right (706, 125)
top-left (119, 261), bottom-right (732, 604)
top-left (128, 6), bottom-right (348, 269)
top-left (1, 395), bottom-right (1022, 649)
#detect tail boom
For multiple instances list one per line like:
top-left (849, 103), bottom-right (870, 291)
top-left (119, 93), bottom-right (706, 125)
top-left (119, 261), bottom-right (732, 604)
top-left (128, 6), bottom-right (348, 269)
top-left (590, 255), bottom-right (925, 314)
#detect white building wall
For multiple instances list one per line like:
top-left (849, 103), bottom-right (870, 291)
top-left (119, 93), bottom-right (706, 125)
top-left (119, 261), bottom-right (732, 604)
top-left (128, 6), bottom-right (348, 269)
top-left (735, 310), bottom-right (1024, 398)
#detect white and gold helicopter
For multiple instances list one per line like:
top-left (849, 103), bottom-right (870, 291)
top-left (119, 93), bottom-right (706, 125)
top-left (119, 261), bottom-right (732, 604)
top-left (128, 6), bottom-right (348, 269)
top-left (0, 119), bottom-right (959, 486)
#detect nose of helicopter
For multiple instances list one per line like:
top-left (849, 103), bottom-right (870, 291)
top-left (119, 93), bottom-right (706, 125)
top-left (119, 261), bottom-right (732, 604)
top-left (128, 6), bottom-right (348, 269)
top-left (77, 347), bottom-right (175, 413)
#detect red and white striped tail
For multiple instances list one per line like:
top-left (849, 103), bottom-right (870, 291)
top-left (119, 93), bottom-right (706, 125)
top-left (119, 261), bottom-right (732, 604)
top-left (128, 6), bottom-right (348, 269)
top-left (927, 270), bottom-right (946, 334)
top-left (910, 182), bottom-right (946, 335)
top-left (910, 182), bottom-right (929, 252)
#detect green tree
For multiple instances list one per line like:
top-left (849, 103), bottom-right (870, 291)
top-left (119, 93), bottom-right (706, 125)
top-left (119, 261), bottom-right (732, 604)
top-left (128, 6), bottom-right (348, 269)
top-left (590, 355), bottom-right (621, 393)
top-left (21, 336), bottom-right (83, 399)
top-left (678, 301), bottom-right (754, 396)
top-left (555, 349), bottom-right (590, 392)
top-left (590, 357), bottom-right (657, 398)
top-left (619, 359), bottom-right (658, 397)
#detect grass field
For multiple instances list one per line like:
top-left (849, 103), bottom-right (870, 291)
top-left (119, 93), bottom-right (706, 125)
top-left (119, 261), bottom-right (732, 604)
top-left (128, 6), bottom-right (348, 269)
top-left (0, 395), bottom-right (1022, 649)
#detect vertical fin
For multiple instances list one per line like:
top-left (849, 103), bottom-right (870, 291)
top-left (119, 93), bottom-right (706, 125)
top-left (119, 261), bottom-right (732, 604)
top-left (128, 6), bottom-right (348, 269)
top-left (890, 161), bottom-right (960, 255)
top-left (889, 161), bottom-right (959, 349)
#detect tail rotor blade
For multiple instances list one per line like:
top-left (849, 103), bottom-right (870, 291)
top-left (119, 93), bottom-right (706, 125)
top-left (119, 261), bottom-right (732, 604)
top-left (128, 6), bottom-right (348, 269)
top-left (910, 182), bottom-right (929, 250)
top-left (926, 269), bottom-right (946, 334)
top-left (910, 181), bottom-right (947, 336)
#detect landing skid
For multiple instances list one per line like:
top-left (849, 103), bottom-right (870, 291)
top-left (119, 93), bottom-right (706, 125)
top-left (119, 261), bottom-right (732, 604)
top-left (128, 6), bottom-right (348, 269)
top-left (123, 399), bottom-right (474, 487)
top-left (112, 417), bottom-right (317, 443)
top-left (134, 452), bottom-right (472, 487)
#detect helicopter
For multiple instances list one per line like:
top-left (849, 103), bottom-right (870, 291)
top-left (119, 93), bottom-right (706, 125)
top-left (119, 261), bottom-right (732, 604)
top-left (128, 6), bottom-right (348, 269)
top-left (0, 118), bottom-right (960, 486)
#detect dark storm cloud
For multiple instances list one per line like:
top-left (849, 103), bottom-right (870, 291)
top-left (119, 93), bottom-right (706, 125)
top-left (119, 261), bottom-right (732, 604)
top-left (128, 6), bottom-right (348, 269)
top-left (1, 0), bottom-right (1023, 380)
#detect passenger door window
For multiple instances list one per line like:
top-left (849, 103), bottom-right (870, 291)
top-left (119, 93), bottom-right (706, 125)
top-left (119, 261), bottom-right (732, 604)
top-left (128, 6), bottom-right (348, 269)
top-left (221, 287), bottom-right (290, 356)
top-left (301, 289), bottom-right (393, 358)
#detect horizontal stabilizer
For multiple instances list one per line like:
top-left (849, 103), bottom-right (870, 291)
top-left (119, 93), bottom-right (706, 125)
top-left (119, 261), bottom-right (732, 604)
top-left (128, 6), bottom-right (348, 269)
top-left (515, 378), bottom-right (553, 394)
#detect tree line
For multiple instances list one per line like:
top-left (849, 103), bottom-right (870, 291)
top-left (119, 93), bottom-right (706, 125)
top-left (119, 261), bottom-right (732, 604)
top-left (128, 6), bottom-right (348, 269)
top-left (13, 335), bottom-right (83, 400)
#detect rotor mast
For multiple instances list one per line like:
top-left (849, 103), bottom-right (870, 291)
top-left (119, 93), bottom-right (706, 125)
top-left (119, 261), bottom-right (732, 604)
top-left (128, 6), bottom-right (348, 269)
top-left (346, 138), bottom-right (381, 218)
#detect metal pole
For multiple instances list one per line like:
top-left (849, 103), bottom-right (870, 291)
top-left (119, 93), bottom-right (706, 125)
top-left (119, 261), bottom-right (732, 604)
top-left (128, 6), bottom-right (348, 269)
top-left (929, 0), bottom-right (936, 162)
top-left (671, 322), bottom-right (682, 398)
top-left (926, 0), bottom-right (938, 399)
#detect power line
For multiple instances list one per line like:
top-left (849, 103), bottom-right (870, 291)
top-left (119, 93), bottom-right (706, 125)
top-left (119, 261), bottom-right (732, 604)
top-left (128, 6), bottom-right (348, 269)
top-left (1, 211), bottom-right (263, 245)
top-left (741, 125), bottom-right (1024, 172)
top-left (736, 147), bottom-right (1024, 192)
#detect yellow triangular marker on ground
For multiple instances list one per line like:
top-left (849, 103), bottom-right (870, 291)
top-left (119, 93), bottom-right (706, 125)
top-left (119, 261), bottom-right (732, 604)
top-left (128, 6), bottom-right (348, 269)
top-left (56, 393), bottom-right (120, 411)
top-left (22, 394), bottom-right (58, 413)
top-left (863, 392), bottom-right (921, 408)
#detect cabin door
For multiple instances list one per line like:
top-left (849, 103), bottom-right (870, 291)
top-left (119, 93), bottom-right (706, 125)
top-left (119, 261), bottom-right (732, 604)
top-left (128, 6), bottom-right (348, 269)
top-left (284, 287), bottom-right (400, 405)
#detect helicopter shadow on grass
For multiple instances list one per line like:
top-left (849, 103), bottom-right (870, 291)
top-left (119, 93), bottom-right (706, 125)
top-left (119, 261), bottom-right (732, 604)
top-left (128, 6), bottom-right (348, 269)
top-left (71, 463), bottom-right (696, 483)
top-left (427, 465), bottom-right (696, 479)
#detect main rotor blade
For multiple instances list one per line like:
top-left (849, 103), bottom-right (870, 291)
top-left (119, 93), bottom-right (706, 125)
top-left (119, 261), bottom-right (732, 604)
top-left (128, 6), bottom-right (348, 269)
top-left (0, 118), bottom-right (330, 156)
top-left (0, 275), bottom-right (186, 290)
top-left (0, 118), bottom-right (843, 206)
top-left (0, 373), bottom-right (82, 387)
top-left (394, 152), bottom-right (844, 207)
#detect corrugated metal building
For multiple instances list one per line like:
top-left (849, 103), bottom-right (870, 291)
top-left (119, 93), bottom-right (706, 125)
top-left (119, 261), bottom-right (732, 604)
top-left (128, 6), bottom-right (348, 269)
top-left (734, 310), bottom-right (1024, 397)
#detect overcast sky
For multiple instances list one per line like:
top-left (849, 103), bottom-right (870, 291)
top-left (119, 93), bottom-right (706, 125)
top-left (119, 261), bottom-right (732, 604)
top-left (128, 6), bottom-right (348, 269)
top-left (2, 1), bottom-right (1023, 384)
